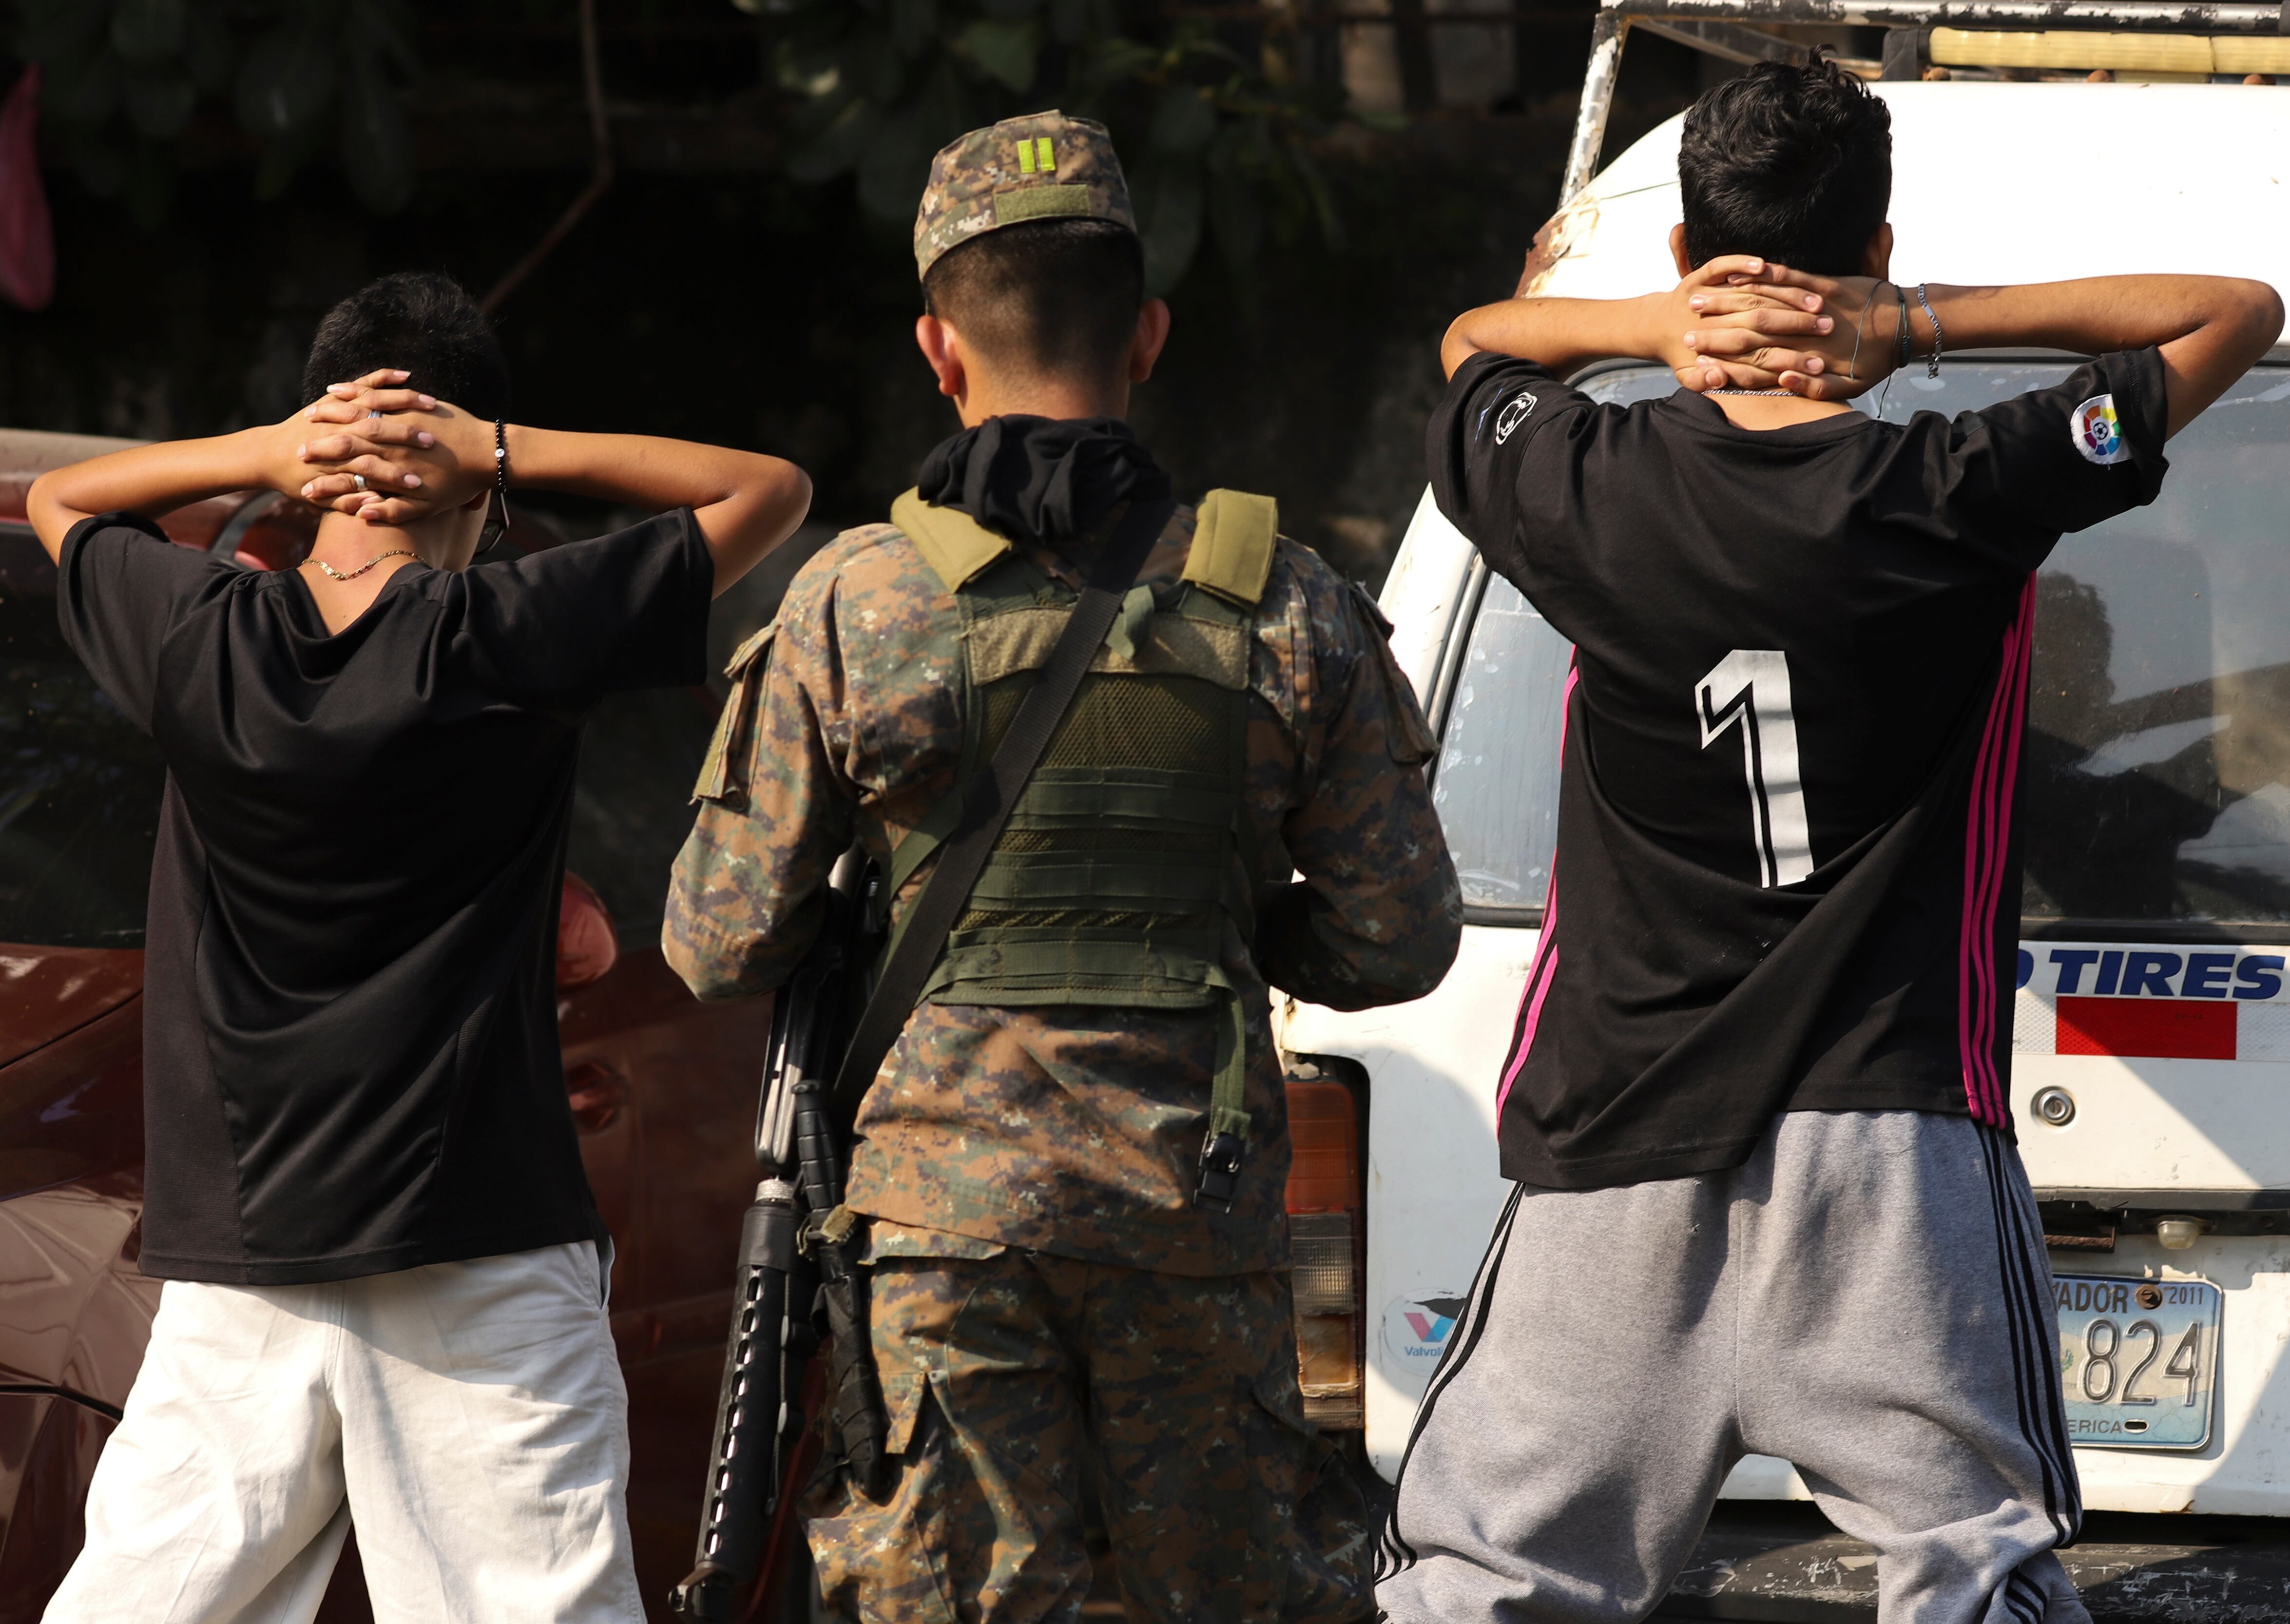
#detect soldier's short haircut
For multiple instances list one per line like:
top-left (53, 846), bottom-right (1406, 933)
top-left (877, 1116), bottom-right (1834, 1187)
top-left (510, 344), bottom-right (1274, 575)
top-left (922, 219), bottom-right (1145, 386)
top-left (1678, 57), bottom-right (1892, 276)
top-left (301, 271), bottom-right (513, 420)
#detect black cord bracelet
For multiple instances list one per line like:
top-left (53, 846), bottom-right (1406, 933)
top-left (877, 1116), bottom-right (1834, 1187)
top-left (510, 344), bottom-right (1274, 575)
top-left (494, 419), bottom-right (511, 504)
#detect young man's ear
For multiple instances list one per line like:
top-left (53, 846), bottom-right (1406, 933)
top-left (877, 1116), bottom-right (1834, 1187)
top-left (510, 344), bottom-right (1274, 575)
top-left (1128, 298), bottom-right (1172, 385)
top-left (1669, 223), bottom-right (1694, 280)
top-left (1860, 223), bottom-right (1895, 280)
top-left (915, 313), bottom-right (969, 402)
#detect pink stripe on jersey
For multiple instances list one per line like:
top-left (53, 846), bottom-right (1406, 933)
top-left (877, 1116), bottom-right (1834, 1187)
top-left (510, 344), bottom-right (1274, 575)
top-left (1957, 578), bottom-right (2037, 1126)
top-left (1497, 664), bottom-right (1578, 1118)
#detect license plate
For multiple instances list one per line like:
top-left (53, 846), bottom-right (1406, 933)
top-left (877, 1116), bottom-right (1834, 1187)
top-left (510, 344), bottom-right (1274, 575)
top-left (2055, 1274), bottom-right (2220, 1450)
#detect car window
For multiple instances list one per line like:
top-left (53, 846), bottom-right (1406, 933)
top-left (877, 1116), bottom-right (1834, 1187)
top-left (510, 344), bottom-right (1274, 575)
top-left (1427, 368), bottom-right (1667, 921)
top-left (1431, 571), bottom-right (1572, 918)
top-left (0, 530), bottom-right (165, 947)
top-left (1432, 359), bottom-right (2290, 932)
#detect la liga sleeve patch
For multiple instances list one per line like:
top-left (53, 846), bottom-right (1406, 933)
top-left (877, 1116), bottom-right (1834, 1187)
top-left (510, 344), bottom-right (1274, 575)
top-left (2070, 393), bottom-right (2129, 465)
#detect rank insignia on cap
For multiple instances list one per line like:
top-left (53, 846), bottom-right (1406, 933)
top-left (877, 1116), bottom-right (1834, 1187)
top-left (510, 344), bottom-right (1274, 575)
top-left (912, 110), bottom-right (1136, 281)
top-left (2071, 394), bottom-right (2129, 465)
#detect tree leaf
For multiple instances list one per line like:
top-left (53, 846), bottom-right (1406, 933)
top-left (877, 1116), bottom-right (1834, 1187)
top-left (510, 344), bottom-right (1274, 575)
top-left (253, 110), bottom-right (329, 201)
top-left (124, 139), bottom-right (172, 230)
top-left (67, 124), bottom-right (127, 198)
top-left (788, 97), bottom-right (879, 184)
top-left (47, 51), bottom-right (122, 128)
top-left (958, 19), bottom-right (1038, 95)
top-left (354, 0), bottom-right (422, 82)
top-left (890, 0), bottom-right (938, 57)
top-left (110, 0), bottom-right (185, 66)
top-left (1288, 139), bottom-right (1345, 251)
top-left (1149, 87), bottom-right (1213, 155)
top-left (234, 19), bottom-right (337, 137)
top-left (855, 110), bottom-right (938, 222)
top-left (122, 63), bottom-right (196, 138)
top-left (19, 0), bottom-right (113, 73)
top-left (1047, 0), bottom-right (1091, 42)
top-left (184, 0), bottom-right (236, 96)
top-left (1208, 165), bottom-right (1263, 272)
top-left (1137, 160), bottom-right (1202, 297)
top-left (339, 56), bottom-right (412, 212)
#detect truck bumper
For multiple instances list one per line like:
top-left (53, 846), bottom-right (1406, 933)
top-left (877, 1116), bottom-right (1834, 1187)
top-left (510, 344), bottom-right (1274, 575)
top-left (1662, 1506), bottom-right (2290, 1624)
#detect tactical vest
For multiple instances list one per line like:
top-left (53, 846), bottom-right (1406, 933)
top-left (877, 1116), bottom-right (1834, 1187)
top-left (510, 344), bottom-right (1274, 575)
top-left (885, 487), bottom-right (1280, 1159)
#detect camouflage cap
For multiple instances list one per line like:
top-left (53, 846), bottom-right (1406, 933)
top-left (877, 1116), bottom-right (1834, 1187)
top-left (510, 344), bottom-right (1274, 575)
top-left (913, 110), bottom-right (1136, 282)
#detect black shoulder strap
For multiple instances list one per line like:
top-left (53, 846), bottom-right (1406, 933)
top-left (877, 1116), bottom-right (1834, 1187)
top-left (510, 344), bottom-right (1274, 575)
top-left (829, 496), bottom-right (1177, 1119)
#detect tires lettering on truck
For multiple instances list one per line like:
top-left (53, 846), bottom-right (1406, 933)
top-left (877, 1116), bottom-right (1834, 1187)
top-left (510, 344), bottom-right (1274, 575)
top-left (2015, 945), bottom-right (2290, 1060)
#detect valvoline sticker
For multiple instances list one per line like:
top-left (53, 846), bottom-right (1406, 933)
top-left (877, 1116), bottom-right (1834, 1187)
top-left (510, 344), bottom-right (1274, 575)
top-left (1382, 1291), bottom-right (1467, 1390)
top-left (2014, 941), bottom-right (2290, 1061)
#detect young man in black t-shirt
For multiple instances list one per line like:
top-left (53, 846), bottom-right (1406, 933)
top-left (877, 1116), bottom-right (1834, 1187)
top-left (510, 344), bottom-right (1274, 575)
top-left (1377, 62), bottom-right (2282, 1624)
top-left (30, 273), bottom-right (811, 1623)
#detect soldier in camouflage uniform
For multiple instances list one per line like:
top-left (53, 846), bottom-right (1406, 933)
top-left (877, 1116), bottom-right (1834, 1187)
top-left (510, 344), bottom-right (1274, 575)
top-left (665, 111), bottom-right (1461, 1624)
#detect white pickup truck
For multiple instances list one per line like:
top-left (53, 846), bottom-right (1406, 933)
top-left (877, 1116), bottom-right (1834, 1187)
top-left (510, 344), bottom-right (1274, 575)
top-left (1277, 1), bottom-right (2290, 1610)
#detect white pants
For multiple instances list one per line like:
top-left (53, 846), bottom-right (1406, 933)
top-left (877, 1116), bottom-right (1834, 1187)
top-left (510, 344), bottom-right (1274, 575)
top-left (44, 1240), bottom-right (643, 1624)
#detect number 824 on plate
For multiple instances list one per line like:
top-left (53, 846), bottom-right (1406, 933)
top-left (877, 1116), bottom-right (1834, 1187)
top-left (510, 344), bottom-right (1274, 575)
top-left (2055, 1275), bottom-right (2221, 1450)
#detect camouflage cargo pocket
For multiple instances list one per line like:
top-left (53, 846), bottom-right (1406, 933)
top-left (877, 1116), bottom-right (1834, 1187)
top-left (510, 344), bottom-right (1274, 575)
top-left (803, 1370), bottom-right (963, 1624)
top-left (1248, 1371), bottom-right (1375, 1624)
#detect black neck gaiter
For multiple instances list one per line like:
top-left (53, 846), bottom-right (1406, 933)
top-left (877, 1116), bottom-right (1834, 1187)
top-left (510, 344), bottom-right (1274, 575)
top-left (915, 415), bottom-right (1172, 549)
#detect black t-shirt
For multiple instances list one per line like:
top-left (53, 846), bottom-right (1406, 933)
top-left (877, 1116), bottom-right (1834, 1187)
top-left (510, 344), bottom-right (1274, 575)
top-left (1428, 349), bottom-right (2170, 1190)
top-left (58, 510), bottom-right (712, 1282)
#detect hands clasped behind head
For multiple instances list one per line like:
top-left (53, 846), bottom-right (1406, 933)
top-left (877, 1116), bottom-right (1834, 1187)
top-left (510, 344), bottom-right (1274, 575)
top-left (294, 367), bottom-right (497, 524)
top-left (1677, 265), bottom-right (1897, 400)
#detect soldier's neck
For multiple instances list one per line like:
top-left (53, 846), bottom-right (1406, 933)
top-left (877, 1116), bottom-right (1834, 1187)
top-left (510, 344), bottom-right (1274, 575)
top-left (953, 370), bottom-right (1131, 427)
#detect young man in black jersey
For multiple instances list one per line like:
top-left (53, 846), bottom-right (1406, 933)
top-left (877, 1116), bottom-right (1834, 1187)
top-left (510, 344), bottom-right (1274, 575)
top-left (1377, 60), bottom-right (2282, 1624)
top-left (31, 273), bottom-right (810, 1623)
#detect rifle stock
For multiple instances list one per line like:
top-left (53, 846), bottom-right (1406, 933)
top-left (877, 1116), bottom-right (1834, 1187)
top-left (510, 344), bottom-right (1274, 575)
top-left (669, 849), bottom-right (880, 1620)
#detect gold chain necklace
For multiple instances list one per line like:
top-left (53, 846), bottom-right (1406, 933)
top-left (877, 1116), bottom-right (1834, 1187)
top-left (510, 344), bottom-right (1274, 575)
top-left (309, 548), bottom-right (414, 582)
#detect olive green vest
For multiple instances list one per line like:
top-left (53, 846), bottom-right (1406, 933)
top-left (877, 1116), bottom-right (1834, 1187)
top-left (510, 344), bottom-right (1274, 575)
top-left (886, 487), bottom-right (1280, 1146)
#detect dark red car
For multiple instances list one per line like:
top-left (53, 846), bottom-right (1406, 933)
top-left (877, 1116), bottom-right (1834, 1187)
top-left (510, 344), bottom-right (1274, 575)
top-left (0, 429), bottom-right (777, 1619)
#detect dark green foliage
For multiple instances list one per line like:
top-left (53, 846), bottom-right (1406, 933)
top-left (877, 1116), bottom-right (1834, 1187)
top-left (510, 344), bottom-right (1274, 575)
top-left (764, 0), bottom-right (1366, 295)
top-left (13, 0), bottom-right (417, 227)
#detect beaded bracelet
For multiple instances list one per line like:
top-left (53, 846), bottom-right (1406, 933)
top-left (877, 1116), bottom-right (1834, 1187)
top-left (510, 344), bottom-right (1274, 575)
top-left (1914, 283), bottom-right (1944, 378)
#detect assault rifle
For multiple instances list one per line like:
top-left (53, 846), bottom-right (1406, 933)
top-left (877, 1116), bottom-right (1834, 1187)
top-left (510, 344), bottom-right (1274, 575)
top-left (668, 846), bottom-right (888, 1621)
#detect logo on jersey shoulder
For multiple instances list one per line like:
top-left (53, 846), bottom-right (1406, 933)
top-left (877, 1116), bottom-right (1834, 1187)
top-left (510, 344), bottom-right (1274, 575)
top-left (2070, 394), bottom-right (2128, 465)
top-left (1494, 389), bottom-right (1539, 445)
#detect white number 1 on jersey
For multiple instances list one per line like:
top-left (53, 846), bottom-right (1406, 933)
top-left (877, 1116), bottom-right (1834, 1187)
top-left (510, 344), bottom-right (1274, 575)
top-left (1695, 649), bottom-right (1814, 888)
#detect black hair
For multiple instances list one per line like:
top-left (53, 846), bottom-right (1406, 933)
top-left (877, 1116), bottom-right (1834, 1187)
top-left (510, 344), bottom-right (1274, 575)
top-left (300, 271), bottom-right (512, 420)
top-left (922, 218), bottom-right (1145, 386)
top-left (1678, 58), bottom-right (1893, 276)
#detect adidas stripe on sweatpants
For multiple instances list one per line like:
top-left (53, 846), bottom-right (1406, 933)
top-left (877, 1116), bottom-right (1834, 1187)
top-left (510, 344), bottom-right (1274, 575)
top-left (1376, 1109), bottom-right (2085, 1624)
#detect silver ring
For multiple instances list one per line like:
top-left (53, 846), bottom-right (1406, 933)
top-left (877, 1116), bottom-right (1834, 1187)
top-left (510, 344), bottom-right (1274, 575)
top-left (352, 473), bottom-right (367, 491)
top-left (366, 409), bottom-right (382, 420)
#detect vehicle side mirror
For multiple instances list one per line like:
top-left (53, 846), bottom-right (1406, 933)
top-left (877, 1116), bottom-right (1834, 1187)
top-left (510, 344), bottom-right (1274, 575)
top-left (558, 872), bottom-right (619, 991)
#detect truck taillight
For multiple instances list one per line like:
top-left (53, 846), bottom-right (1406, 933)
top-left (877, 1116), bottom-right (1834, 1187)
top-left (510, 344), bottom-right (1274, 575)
top-left (1285, 1075), bottom-right (1365, 1430)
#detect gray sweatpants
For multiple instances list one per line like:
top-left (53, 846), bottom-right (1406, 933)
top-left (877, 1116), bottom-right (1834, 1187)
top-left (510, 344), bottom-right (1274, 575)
top-left (1377, 1110), bottom-right (2085, 1624)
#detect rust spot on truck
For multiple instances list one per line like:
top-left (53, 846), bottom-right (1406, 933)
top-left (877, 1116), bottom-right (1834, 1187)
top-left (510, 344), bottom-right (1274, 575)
top-left (1516, 197), bottom-right (1600, 299)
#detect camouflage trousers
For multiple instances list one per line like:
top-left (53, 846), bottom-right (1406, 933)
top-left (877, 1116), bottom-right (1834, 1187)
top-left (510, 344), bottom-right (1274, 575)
top-left (800, 1251), bottom-right (1374, 1624)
